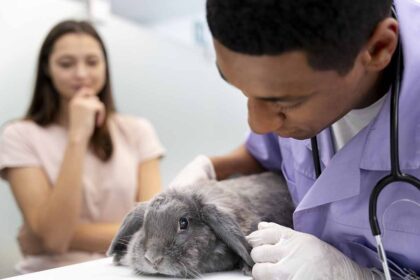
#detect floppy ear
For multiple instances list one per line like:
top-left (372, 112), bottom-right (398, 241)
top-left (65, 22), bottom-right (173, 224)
top-left (106, 201), bottom-right (148, 264)
top-left (201, 204), bottom-right (254, 267)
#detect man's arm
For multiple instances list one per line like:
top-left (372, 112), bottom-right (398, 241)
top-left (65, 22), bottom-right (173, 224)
top-left (169, 143), bottom-right (265, 189)
top-left (211, 144), bottom-right (265, 180)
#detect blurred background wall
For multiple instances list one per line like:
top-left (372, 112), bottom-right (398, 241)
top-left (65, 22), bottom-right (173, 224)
top-left (0, 0), bottom-right (248, 277)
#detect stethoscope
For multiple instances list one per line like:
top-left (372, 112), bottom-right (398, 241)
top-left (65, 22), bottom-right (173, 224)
top-left (310, 7), bottom-right (420, 280)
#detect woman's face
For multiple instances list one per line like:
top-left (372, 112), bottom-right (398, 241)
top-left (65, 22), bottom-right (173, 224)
top-left (48, 33), bottom-right (106, 100)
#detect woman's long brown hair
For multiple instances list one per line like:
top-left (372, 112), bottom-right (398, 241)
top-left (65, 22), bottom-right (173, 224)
top-left (25, 20), bottom-right (116, 161)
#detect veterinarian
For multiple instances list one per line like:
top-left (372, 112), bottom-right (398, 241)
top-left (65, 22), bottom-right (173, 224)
top-left (0, 20), bottom-right (165, 274)
top-left (170, 0), bottom-right (420, 279)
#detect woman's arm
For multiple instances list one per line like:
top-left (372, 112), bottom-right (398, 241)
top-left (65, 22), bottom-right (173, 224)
top-left (53, 158), bottom-right (162, 253)
top-left (7, 139), bottom-right (88, 254)
top-left (7, 89), bottom-right (107, 254)
top-left (13, 157), bottom-right (162, 256)
top-left (136, 158), bottom-right (162, 202)
top-left (19, 222), bottom-right (121, 255)
top-left (68, 223), bottom-right (120, 253)
top-left (64, 158), bottom-right (163, 253)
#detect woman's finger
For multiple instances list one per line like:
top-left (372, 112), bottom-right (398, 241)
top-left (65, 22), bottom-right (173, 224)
top-left (95, 102), bottom-right (106, 126)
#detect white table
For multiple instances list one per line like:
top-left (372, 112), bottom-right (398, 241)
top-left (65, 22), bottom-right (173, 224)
top-left (3, 258), bottom-right (251, 280)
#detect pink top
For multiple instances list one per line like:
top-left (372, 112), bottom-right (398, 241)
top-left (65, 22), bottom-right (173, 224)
top-left (0, 114), bottom-right (165, 273)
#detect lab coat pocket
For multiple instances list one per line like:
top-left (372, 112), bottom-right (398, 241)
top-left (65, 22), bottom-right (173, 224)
top-left (343, 240), bottom-right (382, 269)
top-left (345, 239), bottom-right (419, 277)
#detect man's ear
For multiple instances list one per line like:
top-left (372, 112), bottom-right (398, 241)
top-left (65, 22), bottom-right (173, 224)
top-left (361, 17), bottom-right (399, 72)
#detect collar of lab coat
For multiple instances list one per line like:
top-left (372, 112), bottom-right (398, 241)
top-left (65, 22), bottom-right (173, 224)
top-left (297, 127), bottom-right (366, 212)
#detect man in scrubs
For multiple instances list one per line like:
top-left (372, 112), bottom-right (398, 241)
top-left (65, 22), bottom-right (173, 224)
top-left (170, 0), bottom-right (420, 279)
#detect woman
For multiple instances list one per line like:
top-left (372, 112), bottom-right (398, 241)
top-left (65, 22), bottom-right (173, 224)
top-left (0, 20), bottom-right (165, 273)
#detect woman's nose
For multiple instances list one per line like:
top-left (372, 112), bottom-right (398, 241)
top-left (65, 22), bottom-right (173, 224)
top-left (75, 63), bottom-right (89, 78)
top-left (247, 99), bottom-right (284, 134)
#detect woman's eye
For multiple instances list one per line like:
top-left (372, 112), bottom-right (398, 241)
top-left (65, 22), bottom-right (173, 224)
top-left (58, 62), bottom-right (72, 68)
top-left (87, 60), bottom-right (98, 67)
top-left (179, 217), bottom-right (189, 230)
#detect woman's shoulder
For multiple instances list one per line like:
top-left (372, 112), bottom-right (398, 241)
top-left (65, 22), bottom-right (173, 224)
top-left (1, 120), bottom-right (63, 143)
top-left (111, 114), bottom-right (164, 159)
top-left (1, 119), bottom-right (41, 136)
top-left (110, 113), bottom-right (163, 150)
top-left (111, 113), bottom-right (155, 132)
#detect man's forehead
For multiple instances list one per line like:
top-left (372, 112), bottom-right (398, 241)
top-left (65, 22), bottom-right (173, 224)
top-left (214, 41), bottom-right (336, 99)
top-left (215, 62), bottom-right (317, 101)
top-left (215, 43), bottom-right (313, 81)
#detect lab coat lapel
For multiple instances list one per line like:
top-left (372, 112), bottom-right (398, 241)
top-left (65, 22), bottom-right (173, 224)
top-left (296, 127), bottom-right (369, 212)
top-left (303, 128), bottom-right (336, 168)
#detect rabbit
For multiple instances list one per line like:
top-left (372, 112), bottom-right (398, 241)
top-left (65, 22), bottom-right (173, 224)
top-left (107, 172), bottom-right (294, 278)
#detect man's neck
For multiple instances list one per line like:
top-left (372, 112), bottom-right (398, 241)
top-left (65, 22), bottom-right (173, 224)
top-left (356, 52), bottom-right (398, 109)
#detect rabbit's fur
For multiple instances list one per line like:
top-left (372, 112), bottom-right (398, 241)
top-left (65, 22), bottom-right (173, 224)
top-left (107, 172), bottom-right (294, 278)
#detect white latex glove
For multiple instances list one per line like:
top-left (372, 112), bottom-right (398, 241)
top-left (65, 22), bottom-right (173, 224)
top-left (169, 155), bottom-right (216, 189)
top-left (246, 222), bottom-right (384, 280)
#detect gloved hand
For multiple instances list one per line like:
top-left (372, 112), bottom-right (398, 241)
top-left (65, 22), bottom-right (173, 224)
top-left (246, 222), bottom-right (384, 280)
top-left (169, 155), bottom-right (216, 189)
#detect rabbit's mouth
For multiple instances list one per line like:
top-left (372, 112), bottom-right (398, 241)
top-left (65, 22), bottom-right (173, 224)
top-left (133, 266), bottom-right (200, 279)
top-left (155, 262), bottom-right (202, 279)
top-left (173, 265), bottom-right (203, 279)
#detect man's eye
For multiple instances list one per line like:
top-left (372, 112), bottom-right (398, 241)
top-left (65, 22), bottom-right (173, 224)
top-left (179, 217), bottom-right (189, 230)
top-left (273, 102), bottom-right (300, 112)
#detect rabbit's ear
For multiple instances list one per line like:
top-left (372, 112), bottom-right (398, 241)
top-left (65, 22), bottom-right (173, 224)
top-left (106, 201), bottom-right (148, 264)
top-left (201, 204), bottom-right (254, 267)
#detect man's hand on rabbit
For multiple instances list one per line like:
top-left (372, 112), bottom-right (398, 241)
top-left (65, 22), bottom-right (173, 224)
top-left (169, 155), bottom-right (216, 189)
top-left (246, 222), bottom-right (384, 280)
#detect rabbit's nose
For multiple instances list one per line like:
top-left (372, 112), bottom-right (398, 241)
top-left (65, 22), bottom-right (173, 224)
top-left (145, 251), bottom-right (163, 268)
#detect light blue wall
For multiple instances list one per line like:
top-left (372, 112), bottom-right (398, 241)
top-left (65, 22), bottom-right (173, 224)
top-left (0, 0), bottom-right (248, 278)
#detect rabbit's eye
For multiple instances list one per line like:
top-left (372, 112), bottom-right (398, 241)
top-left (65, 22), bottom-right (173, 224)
top-left (179, 217), bottom-right (189, 230)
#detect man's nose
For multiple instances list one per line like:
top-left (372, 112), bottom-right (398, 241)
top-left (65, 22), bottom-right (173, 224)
top-left (247, 99), bottom-right (284, 134)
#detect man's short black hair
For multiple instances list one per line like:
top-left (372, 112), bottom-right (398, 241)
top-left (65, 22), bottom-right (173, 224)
top-left (207, 0), bottom-right (392, 74)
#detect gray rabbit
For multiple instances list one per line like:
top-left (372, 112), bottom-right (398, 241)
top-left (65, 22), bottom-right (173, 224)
top-left (107, 172), bottom-right (294, 278)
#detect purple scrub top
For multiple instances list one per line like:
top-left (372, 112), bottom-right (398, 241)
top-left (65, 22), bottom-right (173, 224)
top-left (246, 0), bottom-right (420, 274)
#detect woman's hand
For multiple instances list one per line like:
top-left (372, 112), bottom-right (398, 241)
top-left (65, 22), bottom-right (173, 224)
top-left (68, 87), bottom-right (105, 144)
top-left (18, 225), bottom-right (45, 256)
